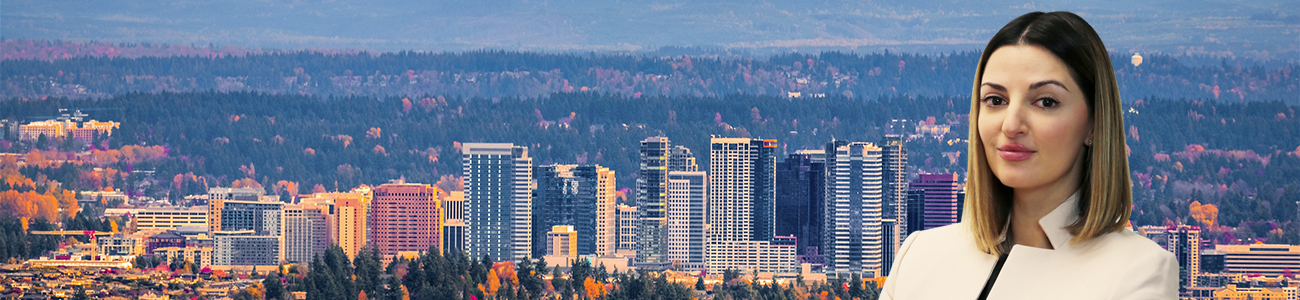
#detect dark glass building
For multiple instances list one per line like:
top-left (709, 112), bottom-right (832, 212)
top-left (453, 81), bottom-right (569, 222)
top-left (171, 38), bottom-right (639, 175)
top-left (775, 150), bottom-right (826, 256)
top-left (532, 164), bottom-right (606, 257)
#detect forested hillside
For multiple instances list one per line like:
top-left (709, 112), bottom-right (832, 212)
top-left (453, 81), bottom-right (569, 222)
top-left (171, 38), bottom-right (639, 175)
top-left (4, 47), bottom-right (1296, 103)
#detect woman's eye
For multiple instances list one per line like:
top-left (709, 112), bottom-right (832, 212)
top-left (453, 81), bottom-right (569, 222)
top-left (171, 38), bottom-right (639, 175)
top-left (1037, 97), bottom-right (1059, 108)
top-left (982, 96), bottom-right (1006, 106)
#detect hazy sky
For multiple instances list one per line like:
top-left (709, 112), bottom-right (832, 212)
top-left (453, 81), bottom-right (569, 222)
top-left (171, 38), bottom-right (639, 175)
top-left (3, 0), bottom-right (1298, 59)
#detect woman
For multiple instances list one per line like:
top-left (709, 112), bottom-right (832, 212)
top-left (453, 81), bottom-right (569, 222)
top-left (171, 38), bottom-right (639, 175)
top-left (880, 11), bottom-right (1178, 300)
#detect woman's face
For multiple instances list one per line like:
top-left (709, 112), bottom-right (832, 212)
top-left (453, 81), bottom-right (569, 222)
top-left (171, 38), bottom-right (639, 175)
top-left (978, 45), bottom-right (1092, 192)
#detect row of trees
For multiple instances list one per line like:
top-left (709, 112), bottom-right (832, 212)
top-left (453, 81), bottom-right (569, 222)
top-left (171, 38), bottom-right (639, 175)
top-left (265, 243), bottom-right (886, 300)
top-left (0, 216), bottom-right (61, 262)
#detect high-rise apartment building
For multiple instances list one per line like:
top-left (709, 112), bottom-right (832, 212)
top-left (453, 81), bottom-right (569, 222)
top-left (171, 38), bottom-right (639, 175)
top-left (708, 137), bottom-right (778, 242)
top-left (1146, 225), bottom-right (1202, 294)
top-left (368, 181), bottom-right (442, 256)
top-left (880, 133), bottom-right (909, 273)
top-left (667, 171), bottom-right (707, 272)
top-left (823, 142), bottom-right (885, 277)
top-left (637, 137), bottom-right (672, 270)
top-left (463, 143), bottom-right (534, 262)
top-left (706, 137), bottom-right (794, 273)
top-left (593, 168), bottom-right (617, 256)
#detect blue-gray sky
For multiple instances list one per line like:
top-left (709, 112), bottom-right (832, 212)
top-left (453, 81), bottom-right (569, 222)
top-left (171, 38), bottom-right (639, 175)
top-left (3, 0), bottom-right (1298, 60)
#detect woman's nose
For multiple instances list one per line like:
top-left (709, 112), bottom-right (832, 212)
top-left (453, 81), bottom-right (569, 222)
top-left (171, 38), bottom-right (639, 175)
top-left (1001, 100), bottom-right (1028, 138)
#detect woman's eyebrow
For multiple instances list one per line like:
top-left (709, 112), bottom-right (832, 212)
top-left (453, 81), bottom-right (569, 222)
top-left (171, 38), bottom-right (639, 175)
top-left (1030, 80), bottom-right (1069, 91)
top-left (980, 82), bottom-right (1006, 91)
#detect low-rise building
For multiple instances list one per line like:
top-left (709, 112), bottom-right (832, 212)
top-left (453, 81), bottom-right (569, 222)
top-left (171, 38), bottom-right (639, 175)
top-left (1216, 244), bottom-right (1300, 277)
top-left (134, 207), bottom-right (208, 230)
top-left (95, 233), bottom-right (142, 257)
top-left (154, 246), bottom-right (214, 268)
top-left (145, 231), bottom-right (186, 254)
top-left (1211, 285), bottom-right (1294, 300)
top-left (212, 230), bottom-right (281, 266)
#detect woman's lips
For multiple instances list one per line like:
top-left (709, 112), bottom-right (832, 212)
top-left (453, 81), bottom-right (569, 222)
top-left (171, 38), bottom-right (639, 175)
top-left (997, 144), bottom-right (1035, 161)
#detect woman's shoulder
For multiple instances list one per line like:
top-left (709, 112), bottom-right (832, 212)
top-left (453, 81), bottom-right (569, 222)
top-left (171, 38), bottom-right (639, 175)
top-left (896, 222), bottom-right (989, 262)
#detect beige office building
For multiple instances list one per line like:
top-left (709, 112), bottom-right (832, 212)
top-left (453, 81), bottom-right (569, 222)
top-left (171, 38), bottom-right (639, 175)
top-left (135, 206), bottom-right (208, 230)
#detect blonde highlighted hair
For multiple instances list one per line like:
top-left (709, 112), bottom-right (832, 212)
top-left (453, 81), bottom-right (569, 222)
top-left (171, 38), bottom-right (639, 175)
top-left (966, 11), bottom-right (1132, 256)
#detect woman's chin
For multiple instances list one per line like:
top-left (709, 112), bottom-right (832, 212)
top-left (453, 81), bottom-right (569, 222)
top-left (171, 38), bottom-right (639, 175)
top-left (992, 173), bottom-right (1044, 190)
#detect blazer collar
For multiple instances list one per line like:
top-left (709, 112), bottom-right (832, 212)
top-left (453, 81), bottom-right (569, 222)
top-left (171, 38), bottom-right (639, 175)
top-left (998, 189), bottom-right (1084, 250)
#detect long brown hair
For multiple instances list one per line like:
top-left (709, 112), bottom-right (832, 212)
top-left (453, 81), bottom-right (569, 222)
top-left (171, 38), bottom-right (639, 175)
top-left (966, 11), bottom-right (1131, 256)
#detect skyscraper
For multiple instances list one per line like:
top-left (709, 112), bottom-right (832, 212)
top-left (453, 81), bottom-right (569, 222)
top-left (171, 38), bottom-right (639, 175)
top-left (637, 137), bottom-right (672, 270)
top-left (905, 173), bottom-right (963, 236)
top-left (463, 143), bottom-right (534, 262)
top-left (881, 135), bottom-right (908, 240)
top-left (593, 168), bottom-right (618, 256)
top-left (775, 150), bottom-right (826, 258)
top-left (332, 194), bottom-right (368, 259)
top-left (533, 164), bottom-right (611, 257)
top-left (823, 142), bottom-right (885, 277)
top-left (369, 181), bottom-right (442, 256)
top-left (1167, 225), bottom-right (1201, 294)
top-left (667, 171), bottom-right (707, 272)
top-left (706, 137), bottom-right (794, 273)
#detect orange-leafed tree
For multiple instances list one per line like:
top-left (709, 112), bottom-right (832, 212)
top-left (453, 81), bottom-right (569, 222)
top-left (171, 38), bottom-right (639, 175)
top-left (54, 188), bottom-right (78, 218)
top-left (232, 178), bottom-right (263, 190)
top-left (584, 277), bottom-right (604, 299)
top-left (24, 151), bottom-right (50, 169)
top-left (486, 269), bottom-right (501, 298)
top-left (492, 261), bottom-right (518, 286)
top-left (1189, 201), bottom-right (1219, 227)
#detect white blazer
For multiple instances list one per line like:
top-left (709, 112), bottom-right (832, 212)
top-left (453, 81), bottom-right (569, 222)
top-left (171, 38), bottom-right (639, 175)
top-left (880, 190), bottom-right (1179, 300)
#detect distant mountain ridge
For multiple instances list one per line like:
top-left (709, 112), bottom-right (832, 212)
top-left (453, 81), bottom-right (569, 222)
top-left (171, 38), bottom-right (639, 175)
top-left (3, 0), bottom-right (1297, 60)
